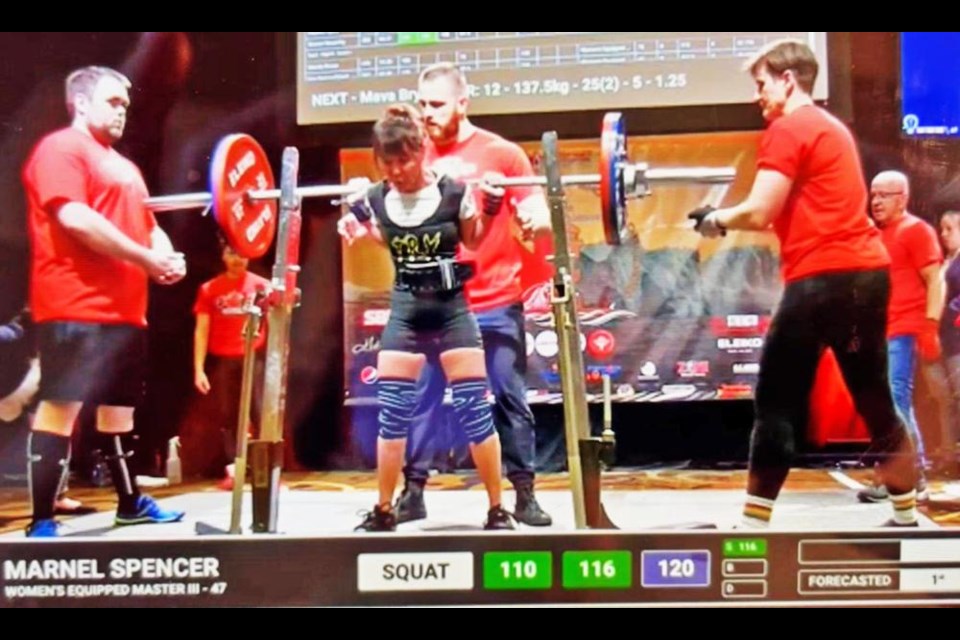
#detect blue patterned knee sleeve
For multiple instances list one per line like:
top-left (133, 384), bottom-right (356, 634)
top-left (451, 379), bottom-right (496, 445)
top-left (378, 378), bottom-right (418, 441)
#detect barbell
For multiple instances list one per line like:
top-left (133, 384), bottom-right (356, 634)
top-left (144, 113), bottom-right (737, 259)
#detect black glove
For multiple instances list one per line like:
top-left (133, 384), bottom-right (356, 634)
top-left (482, 189), bottom-right (505, 216)
top-left (687, 206), bottom-right (717, 232)
top-left (348, 197), bottom-right (374, 223)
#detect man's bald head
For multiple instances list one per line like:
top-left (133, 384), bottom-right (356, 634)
top-left (871, 171), bottom-right (910, 227)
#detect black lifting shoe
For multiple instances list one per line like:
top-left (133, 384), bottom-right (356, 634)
top-left (355, 504), bottom-right (397, 532)
top-left (395, 481), bottom-right (427, 524)
top-left (513, 484), bottom-right (553, 527)
top-left (484, 506), bottom-right (516, 531)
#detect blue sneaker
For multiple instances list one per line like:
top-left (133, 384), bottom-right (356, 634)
top-left (26, 519), bottom-right (61, 538)
top-left (115, 496), bottom-right (185, 527)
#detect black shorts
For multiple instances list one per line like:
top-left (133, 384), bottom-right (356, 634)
top-left (381, 289), bottom-right (483, 353)
top-left (38, 322), bottom-right (147, 407)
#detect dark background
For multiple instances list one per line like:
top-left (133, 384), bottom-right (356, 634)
top-left (0, 32), bottom-right (954, 472)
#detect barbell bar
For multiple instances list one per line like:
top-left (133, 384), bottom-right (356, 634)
top-left (144, 113), bottom-right (737, 259)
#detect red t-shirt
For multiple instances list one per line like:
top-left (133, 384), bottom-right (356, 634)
top-left (193, 272), bottom-right (271, 357)
top-left (23, 127), bottom-right (155, 326)
top-left (425, 128), bottom-right (542, 312)
top-left (882, 213), bottom-right (942, 338)
top-left (759, 106), bottom-right (889, 283)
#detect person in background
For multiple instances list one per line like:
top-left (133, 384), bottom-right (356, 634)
top-left (858, 171), bottom-right (948, 502)
top-left (937, 209), bottom-right (960, 476)
top-left (193, 241), bottom-right (270, 489)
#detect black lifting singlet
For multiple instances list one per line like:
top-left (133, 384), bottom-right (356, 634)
top-left (368, 176), bottom-right (473, 293)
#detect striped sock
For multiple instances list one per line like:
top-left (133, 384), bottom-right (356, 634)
top-left (890, 490), bottom-right (918, 526)
top-left (742, 496), bottom-right (776, 529)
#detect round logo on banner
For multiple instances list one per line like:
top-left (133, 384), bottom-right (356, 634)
top-left (587, 330), bottom-right (616, 360)
top-left (534, 331), bottom-right (559, 358)
top-left (360, 366), bottom-right (380, 385)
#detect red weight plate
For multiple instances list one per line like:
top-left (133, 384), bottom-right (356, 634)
top-left (210, 134), bottom-right (277, 259)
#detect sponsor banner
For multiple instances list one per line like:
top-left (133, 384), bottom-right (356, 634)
top-left (344, 307), bottom-right (770, 403)
top-left (342, 133), bottom-right (778, 404)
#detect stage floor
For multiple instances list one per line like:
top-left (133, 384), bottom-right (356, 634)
top-left (4, 469), bottom-right (960, 538)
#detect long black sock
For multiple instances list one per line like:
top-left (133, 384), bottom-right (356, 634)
top-left (28, 432), bottom-right (71, 523)
top-left (98, 433), bottom-right (141, 513)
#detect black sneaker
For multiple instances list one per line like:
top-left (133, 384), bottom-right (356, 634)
top-left (355, 505), bottom-right (397, 532)
top-left (395, 482), bottom-right (427, 524)
top-left (483, 506), bottom-right (516, 531)
top-left (513, 484), bottom-right (552, 527)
